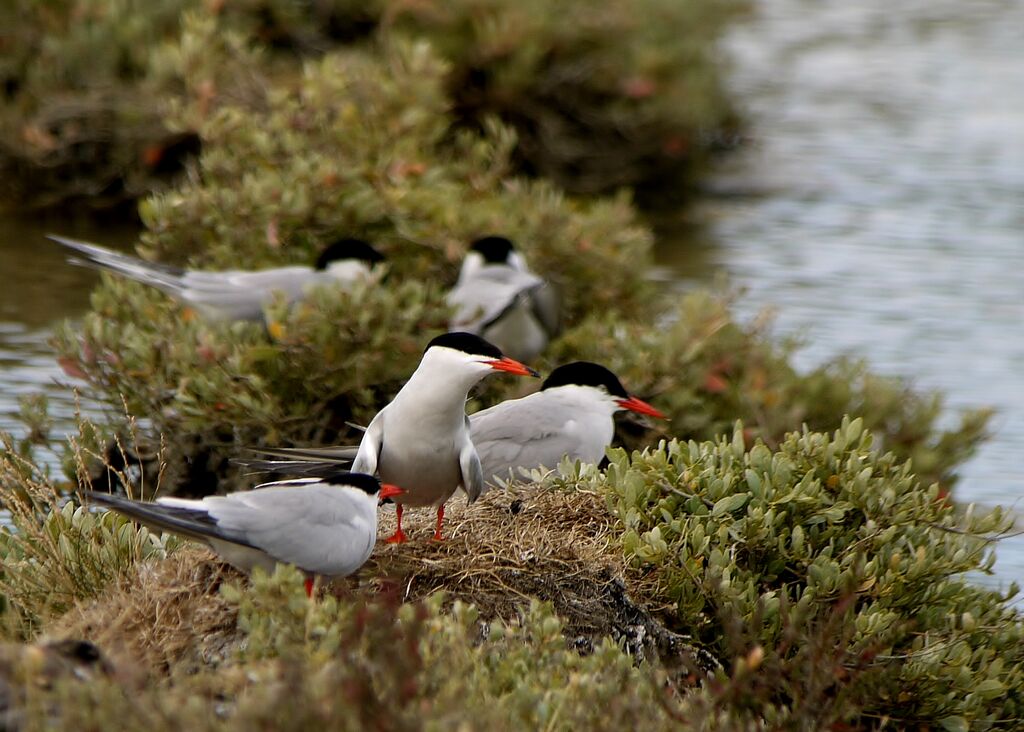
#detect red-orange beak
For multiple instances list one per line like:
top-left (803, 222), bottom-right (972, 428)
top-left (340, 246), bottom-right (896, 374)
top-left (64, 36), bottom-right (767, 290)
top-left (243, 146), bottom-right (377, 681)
top-left (616, 395), bottom-right (668, 420)
top-left (485, 357), bottom-right (540, 378)
top-left (379, 484), bottom-right (404, 500)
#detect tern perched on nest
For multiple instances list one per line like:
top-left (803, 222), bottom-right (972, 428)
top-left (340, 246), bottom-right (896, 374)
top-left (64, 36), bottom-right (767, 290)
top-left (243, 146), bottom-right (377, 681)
top-left (242, 361), bottom-right (665, 496)
top-left (245, 331), bottom-right (539, 544)
top-left (47, 234), bottom-right (384, 323)
top-left (446, 236), bottom-right (559, 363)
top-left (87, 471), bottom-right (403, 597)
top-left (468, 361), bottom-right (667, 490)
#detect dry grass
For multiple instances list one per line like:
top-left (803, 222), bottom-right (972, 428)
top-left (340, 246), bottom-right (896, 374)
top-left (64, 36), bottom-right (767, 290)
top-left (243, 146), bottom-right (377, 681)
top-left (44, 483), bottom-right (713, 677)
top-left (366, 485), bottom-right (676, 650)
top-left (48, 546), bottom-right (240, 676)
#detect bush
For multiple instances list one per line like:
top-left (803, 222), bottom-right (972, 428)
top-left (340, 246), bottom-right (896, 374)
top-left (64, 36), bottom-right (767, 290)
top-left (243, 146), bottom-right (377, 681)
top-left (0, 0), bottom-right (739, 210)
top-left (18, 577), bottom-right (685, 730)
top-left (0, 428), bottom-right (177, 636)
top-left (0, 0), bottom-right (377, 210)
top-left (388, 0), bottom-right (741, 194)
top-left (594, 418), bottom-right (1023, 727)
top-left (46, 20), bottom-right (989, 499)
top-left (7, 422), bottom-right (1021, 729)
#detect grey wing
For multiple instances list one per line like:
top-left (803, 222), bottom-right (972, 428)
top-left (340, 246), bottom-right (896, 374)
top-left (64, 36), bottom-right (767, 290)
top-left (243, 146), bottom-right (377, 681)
top-left (351, 410), bottom-right (385, 476)
top-left (87, 491), bottom-right (255, 548)
top-left (47, 235), bottom-right (188, 291)
top-left (447, 268), bottom-right (543, 332)
top-left (458, 424), bottom-right (485, 504)
top-left (529, 281), bottom-right (561, 336)
top-left (206, 486), bottom-right (375, 576)
top-left (174, 267), bottom-right (316, 320)
top-left (470, 400), bottom-right (573, 487)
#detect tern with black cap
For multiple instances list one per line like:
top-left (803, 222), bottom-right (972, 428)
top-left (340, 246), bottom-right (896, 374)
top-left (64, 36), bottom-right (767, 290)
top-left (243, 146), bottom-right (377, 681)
top-left (244, 332), bottom-right (539, 543)
top-left (47, 234), bottom-right (384, 323)
top-left (241, 361), bottom-right (664, 498)
top-left (86, 470), bottom-right (403, 597)
top-left (447, 236), bottom-right (559, 363)
top-left (469, 361), bottom-right (667, 490)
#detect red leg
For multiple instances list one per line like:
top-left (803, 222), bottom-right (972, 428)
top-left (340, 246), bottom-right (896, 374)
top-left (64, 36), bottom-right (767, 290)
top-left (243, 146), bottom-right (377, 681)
top-left (432, 504), bottom-right (445, 542)
top-left (304, 577), bottom-right (315, 598)
top-left (385, 503), bottom-right (408, 544)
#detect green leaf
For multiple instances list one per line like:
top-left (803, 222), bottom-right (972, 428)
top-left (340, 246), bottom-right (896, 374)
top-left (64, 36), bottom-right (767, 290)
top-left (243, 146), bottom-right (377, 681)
top-left (974, 678), bottom-right (1005, 699)
top-left (939, 717), bottom-right (968, 732)
top-left (712, 493), bottom-right (749, 517)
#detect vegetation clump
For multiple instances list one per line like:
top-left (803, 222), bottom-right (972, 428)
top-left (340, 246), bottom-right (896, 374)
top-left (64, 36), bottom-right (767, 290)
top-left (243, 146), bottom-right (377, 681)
top-left (597, 419), bottom-right (1023, 728)
top-left (0, 0), bottom-right (738, 211)
top-left (0, 421), bottom-right (1020, 729)
top-left (388, 0), bottom-right (742, 194)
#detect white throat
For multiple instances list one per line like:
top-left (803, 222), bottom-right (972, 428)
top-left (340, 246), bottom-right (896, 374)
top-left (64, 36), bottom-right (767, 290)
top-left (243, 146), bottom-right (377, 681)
top-left (324, 259), bottom-right (372, 282)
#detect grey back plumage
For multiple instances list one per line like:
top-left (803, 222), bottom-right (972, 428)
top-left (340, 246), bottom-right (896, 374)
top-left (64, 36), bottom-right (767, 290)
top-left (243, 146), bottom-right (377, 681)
top-left (469, 385), bottom-right (618, 491)
top-left (48, 234), bottom-right (377, 322)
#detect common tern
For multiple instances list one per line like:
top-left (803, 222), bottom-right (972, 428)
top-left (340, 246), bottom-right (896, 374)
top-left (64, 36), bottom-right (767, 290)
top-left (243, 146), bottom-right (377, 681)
top-left (469, 361), bottom-right (667, 490)
top-left (245, 331), bottom-right (539, 543)
top-left (446, 236), bottom-right (560, 363)
top-left (47, 234), bottom-right (384, 323)
top-left (241, 361), bottom-right (665, 495)
top-left (86, 471), bottom-right (402, 597)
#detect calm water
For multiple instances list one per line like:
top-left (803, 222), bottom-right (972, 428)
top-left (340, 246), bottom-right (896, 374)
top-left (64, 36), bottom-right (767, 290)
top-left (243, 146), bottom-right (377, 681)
top-left (672, 0), bottom-right (1024, 594)
top-left (0, 217), bottom-right (137, 468)
top-left (0, 1), bottom-right (1021, 590)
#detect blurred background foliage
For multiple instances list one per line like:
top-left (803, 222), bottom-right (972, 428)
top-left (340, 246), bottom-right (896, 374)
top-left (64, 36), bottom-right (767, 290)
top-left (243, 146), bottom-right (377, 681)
top-left (0, 0), bottom-right (740, 212)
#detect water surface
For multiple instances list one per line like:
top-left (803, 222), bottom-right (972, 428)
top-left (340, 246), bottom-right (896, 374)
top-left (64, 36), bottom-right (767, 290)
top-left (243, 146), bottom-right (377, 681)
top-left (672, 0), bottom-right (1024, 594)
top-left (0, 216), bottom-right (137, 468)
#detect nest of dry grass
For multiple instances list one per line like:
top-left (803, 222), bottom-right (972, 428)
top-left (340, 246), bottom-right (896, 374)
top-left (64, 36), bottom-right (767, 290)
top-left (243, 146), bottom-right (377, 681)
top-left (364, 484), bottom-right (693, 659)
top-left (48, 546), bottom-right (240, 676)
top-left (46, 484), bottom-right (715, 676)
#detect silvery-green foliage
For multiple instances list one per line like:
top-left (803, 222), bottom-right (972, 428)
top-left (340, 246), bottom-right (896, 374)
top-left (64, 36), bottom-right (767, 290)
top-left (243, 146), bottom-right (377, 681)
top-left (587, 418), bottom-right (1023, 726)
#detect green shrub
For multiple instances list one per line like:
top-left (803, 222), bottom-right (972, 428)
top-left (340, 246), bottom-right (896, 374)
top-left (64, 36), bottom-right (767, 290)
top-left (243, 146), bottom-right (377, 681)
top-left (0, 0), bottom-right (377, 210)
top-left (388, 0), bottom-right (742, 194)
top-left (22, 573), bottom-right (684, 730)
top-left (551, 290), bottom-right (991, 490)
top-left (0, 430), bottom-right (177, 636)
top-left (1, 0), bottom-right (739, 210)
top-left (45, 26), bottom-right (989, 501)
top-left (593, 418), bottom-right (1023, 727)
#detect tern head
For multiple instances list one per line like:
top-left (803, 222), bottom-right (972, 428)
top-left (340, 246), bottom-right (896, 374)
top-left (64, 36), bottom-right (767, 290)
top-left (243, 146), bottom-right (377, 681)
top-left (541, 361), bottom-right (667, 419)
top-left (316, 238), bottom-right (385, 278)
top-left (461, 236), bottom-right (528, 278)
top-left (323, 470), bottom-right (403, 502)
top-left (423, 332), bottom-right (540, 378)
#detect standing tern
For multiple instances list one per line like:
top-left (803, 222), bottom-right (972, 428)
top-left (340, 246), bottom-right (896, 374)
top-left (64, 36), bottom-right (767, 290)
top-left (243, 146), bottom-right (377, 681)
top-left (241, 361), bottom-right (666, 494)
top-left (87, 470), bottom-right (402, 597)
top-left (47, 234), bottom-right (384, 322)
top-left (469, 361), bottom-right (667, 490)
top-left (245, 332), bottom-right (539, 543)
top-left (446, 236), bottom-right (560, 363)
